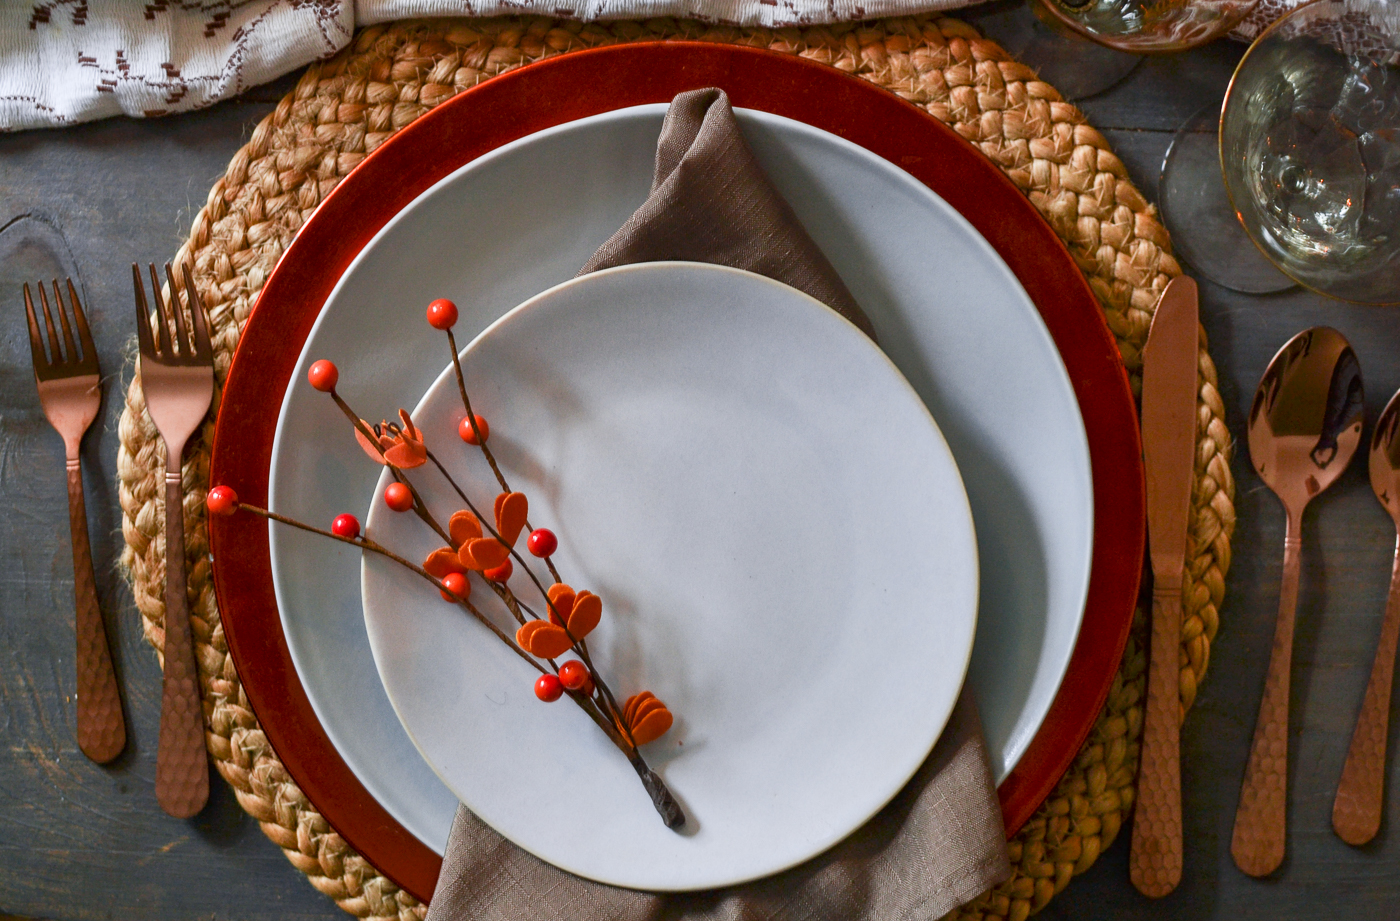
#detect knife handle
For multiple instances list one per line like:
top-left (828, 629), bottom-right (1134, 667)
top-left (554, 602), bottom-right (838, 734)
top-left (68, 458), bottom-right (127, 763)
top-left (1232, 520), bottom-right (1302, 877)
top-left (1130, 581), bottom-right (1184, 897)
top-left (1332, 533), bottom-right (1400, 845)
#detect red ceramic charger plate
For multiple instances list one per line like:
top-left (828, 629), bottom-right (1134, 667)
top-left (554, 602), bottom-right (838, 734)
top-left (209, 41), bottom-right (1144, 902)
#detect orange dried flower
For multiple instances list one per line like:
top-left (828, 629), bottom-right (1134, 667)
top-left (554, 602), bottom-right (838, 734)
top-left (448, 509), bottom-right (502, 570)
top-left (455, 492), bottom-right (529, 570)
top-left (546, 582), bottom-right (601, 640)
top-left (516, 620), bottom-right (573, 659)
top-left (355, 409), bottom-right (428, 468)
top-left (494, 491), bottom-right (528, 547)
top-left (618, 691), bottom-right (673, 746)
top-left (461, 536), bottom-right (510, 571)
top-left (449, 510), bottom-right (483, 546)
top-left (423, 547), bottom-right (468, 579)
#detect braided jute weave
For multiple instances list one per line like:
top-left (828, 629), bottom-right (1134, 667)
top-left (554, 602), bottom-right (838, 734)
top-left (116, 15), bottom-right (1235, 921)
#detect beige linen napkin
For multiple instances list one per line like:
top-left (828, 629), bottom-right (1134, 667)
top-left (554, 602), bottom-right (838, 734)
top-left (426, 88), bottom-right (1010, 921)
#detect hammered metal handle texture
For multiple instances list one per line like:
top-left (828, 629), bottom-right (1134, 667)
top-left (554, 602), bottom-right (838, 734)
top-left (1232, 526), bottom-right (1302, 877)
top-left (68, 460), bottom-right (126, 764)
top-left (1131, 585), bottom-right (1184, 896)
top-left (1333, 537), bottom-right (1400, 845)
top-left (155, 472), bottom-right (209, 818)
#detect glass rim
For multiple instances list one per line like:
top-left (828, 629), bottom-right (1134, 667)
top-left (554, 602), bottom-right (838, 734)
top-left (1030, 0), bottom-right (1262, 54)
top-left (1218, 0), bottom-right (1400, 306)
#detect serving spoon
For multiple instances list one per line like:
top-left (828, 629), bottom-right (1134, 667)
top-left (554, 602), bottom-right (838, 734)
top-left (1233, 327), bottom-right (1364, 877)
top-left (1332, 388), bottom-right (1400, 846)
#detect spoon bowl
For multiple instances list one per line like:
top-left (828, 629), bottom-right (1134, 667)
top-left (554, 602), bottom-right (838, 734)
top-left (1247, 327), bottom-right (1365, 511)
top-left (1371, 393), bottom-right (1400, 524)
top-left (1333, 389), bottom-right (1400, 845)
top-left (1234, 326), bottom-right (1363, 877)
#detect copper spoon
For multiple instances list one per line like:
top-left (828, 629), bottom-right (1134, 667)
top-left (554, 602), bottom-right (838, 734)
top-left (1332, 389), bottom-right (1400, 846)
top-left (1233, 327), bottom-right (1364, 877)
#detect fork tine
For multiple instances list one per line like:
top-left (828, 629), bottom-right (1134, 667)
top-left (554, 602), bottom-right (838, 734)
top-left (52, 279), bottom-right (79, 364)
top-left (37, 278), bottom-right (64, 363)
top-left (148, 263), bottom-right (172, 358)
top-left (181, 263), bottom-right (212, 359)
top-left (24, 283), bottom-right (49, 370)
top-left (163, 263), bottom-right (191, 358)
top-left (132, 264), bottom-right (157, 359)
top-left (67, 278), bottom-right (96, 365)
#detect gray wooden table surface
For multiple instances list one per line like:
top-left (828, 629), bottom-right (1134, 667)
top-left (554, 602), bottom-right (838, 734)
top-left (3, 5), bottom-right (1398, 920)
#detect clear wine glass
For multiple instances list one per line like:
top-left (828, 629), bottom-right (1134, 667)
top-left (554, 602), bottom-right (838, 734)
top-left (1032, 0), bottom-right (1260, 52)
top-left (996, 0), bottom-right (1259, 102)
top-left (1221, 0), bottom-right (1400, 303)
top-left (1160, 105), bottom-right (1299, 293)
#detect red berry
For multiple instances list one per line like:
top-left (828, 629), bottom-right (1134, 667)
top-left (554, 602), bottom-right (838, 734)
top-left (206, 485), bottom-right (238, 516)
top-left (331, 513), bottom-right (360, 539)
top-left (527, 528), bottom-right (557, 558)
top-left (439, 572), bottom-right (470, 602)
top-left (384, 481), bottom-right (414, 512)
top-left (534, 674), bottom-right (563, 702)
top-left (580, 673), bottom-right (595, 696)
top-left (484, 559), bottom-right (513, 582)
top-left (458, 414), bottom-right (489, 445)
top-left (426, 298), bottom-right (459, 330)
top-left (308, 359), bottom-right (339, 392)
top-left (558, 660), bottom-right (590, 691)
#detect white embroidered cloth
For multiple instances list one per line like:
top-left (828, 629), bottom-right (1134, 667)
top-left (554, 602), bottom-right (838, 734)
top-left (2, 1), bottom-right (1311, 131)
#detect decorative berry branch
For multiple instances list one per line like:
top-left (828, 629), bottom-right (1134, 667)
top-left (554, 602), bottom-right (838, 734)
top-left (208, 300), bottom-right (684, 830)
top-left (431, 298), bottom-right (565, 586)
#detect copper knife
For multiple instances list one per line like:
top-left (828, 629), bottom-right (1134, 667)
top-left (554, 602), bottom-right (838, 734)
top-left (1129, 275), bottom-right (1199, 897)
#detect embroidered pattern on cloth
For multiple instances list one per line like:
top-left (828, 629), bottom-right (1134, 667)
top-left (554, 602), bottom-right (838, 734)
top-left (4, 1), bottom-right (353, 129)
top-left (2, 0), bottom-right (1313, 132)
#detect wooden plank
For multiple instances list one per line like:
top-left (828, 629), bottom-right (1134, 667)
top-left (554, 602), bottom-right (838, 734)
top-left (965, 8), bottom-right (1400, 916)
top-left (0, 95), bottom-right (343, 921)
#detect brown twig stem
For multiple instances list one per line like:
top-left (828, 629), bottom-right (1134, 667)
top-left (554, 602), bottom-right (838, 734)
top-left (443, 329), bottom-right (565, 585)
top-left (236, 502), bottom-right (542, 675)
top-left (425, 447), bottom-right (571, 630)
top-left (242, 499), bottom-right (667, 812)
top-left (446, 328), bottom-right (511, 494)
top-left (307, 363), bottom-right (680, 827)
top-left (239, 503), bottom-right (634, 748)
top-left (428, 367), bottom-right (631, 736)
top-left (328, 388), bottom-right (451, 546)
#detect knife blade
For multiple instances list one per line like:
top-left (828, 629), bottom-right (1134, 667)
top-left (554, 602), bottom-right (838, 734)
top-left (1129, 275), bottom-right (1199, 898)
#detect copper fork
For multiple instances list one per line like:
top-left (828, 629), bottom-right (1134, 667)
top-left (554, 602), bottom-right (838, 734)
top-left (134, 262), bottom-right (214, 818)
top-left (25, 279), bottom-right (127, 764)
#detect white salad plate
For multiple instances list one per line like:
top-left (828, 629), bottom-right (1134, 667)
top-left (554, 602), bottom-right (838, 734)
top-left (267, 104), bottom-right (1093, 857)
top-left (359, 263), bottom-right (979, 889)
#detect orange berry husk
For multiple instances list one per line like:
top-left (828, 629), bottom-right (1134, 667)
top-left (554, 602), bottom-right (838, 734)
top-left (493, 491), bottom-right (528, 547)
top-left (547, 583), bottom-right (576, 625)
top-left (449, 509), bottom-right (482, 546)
top-left (567, 591), bottom-right (602, 639)
top-left (461, 537), bottom-right (510, 571)
top-left (618, 691), bottom-right (673, 746)
top-left (424, 547), bottom-right (468, 579)
top-left (516, 621), bottom-right (572, 659)
top-left (631, 708), bottom-right (673, 746)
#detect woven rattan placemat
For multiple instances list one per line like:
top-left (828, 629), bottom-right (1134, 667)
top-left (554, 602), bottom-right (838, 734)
top-left (117, 15), bottom-right (1235, 921)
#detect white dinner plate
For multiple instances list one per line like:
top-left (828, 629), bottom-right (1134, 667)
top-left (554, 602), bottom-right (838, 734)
top-left (268, 104), bottom-right (1093, 856)
top-left (358, 263), bottom-right (978, 889)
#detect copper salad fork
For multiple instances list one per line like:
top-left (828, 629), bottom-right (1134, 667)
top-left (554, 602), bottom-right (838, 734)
top-left (134, 262), bottom-right (215, 818)
top-left (25, 279), bottom-right (127, 764)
